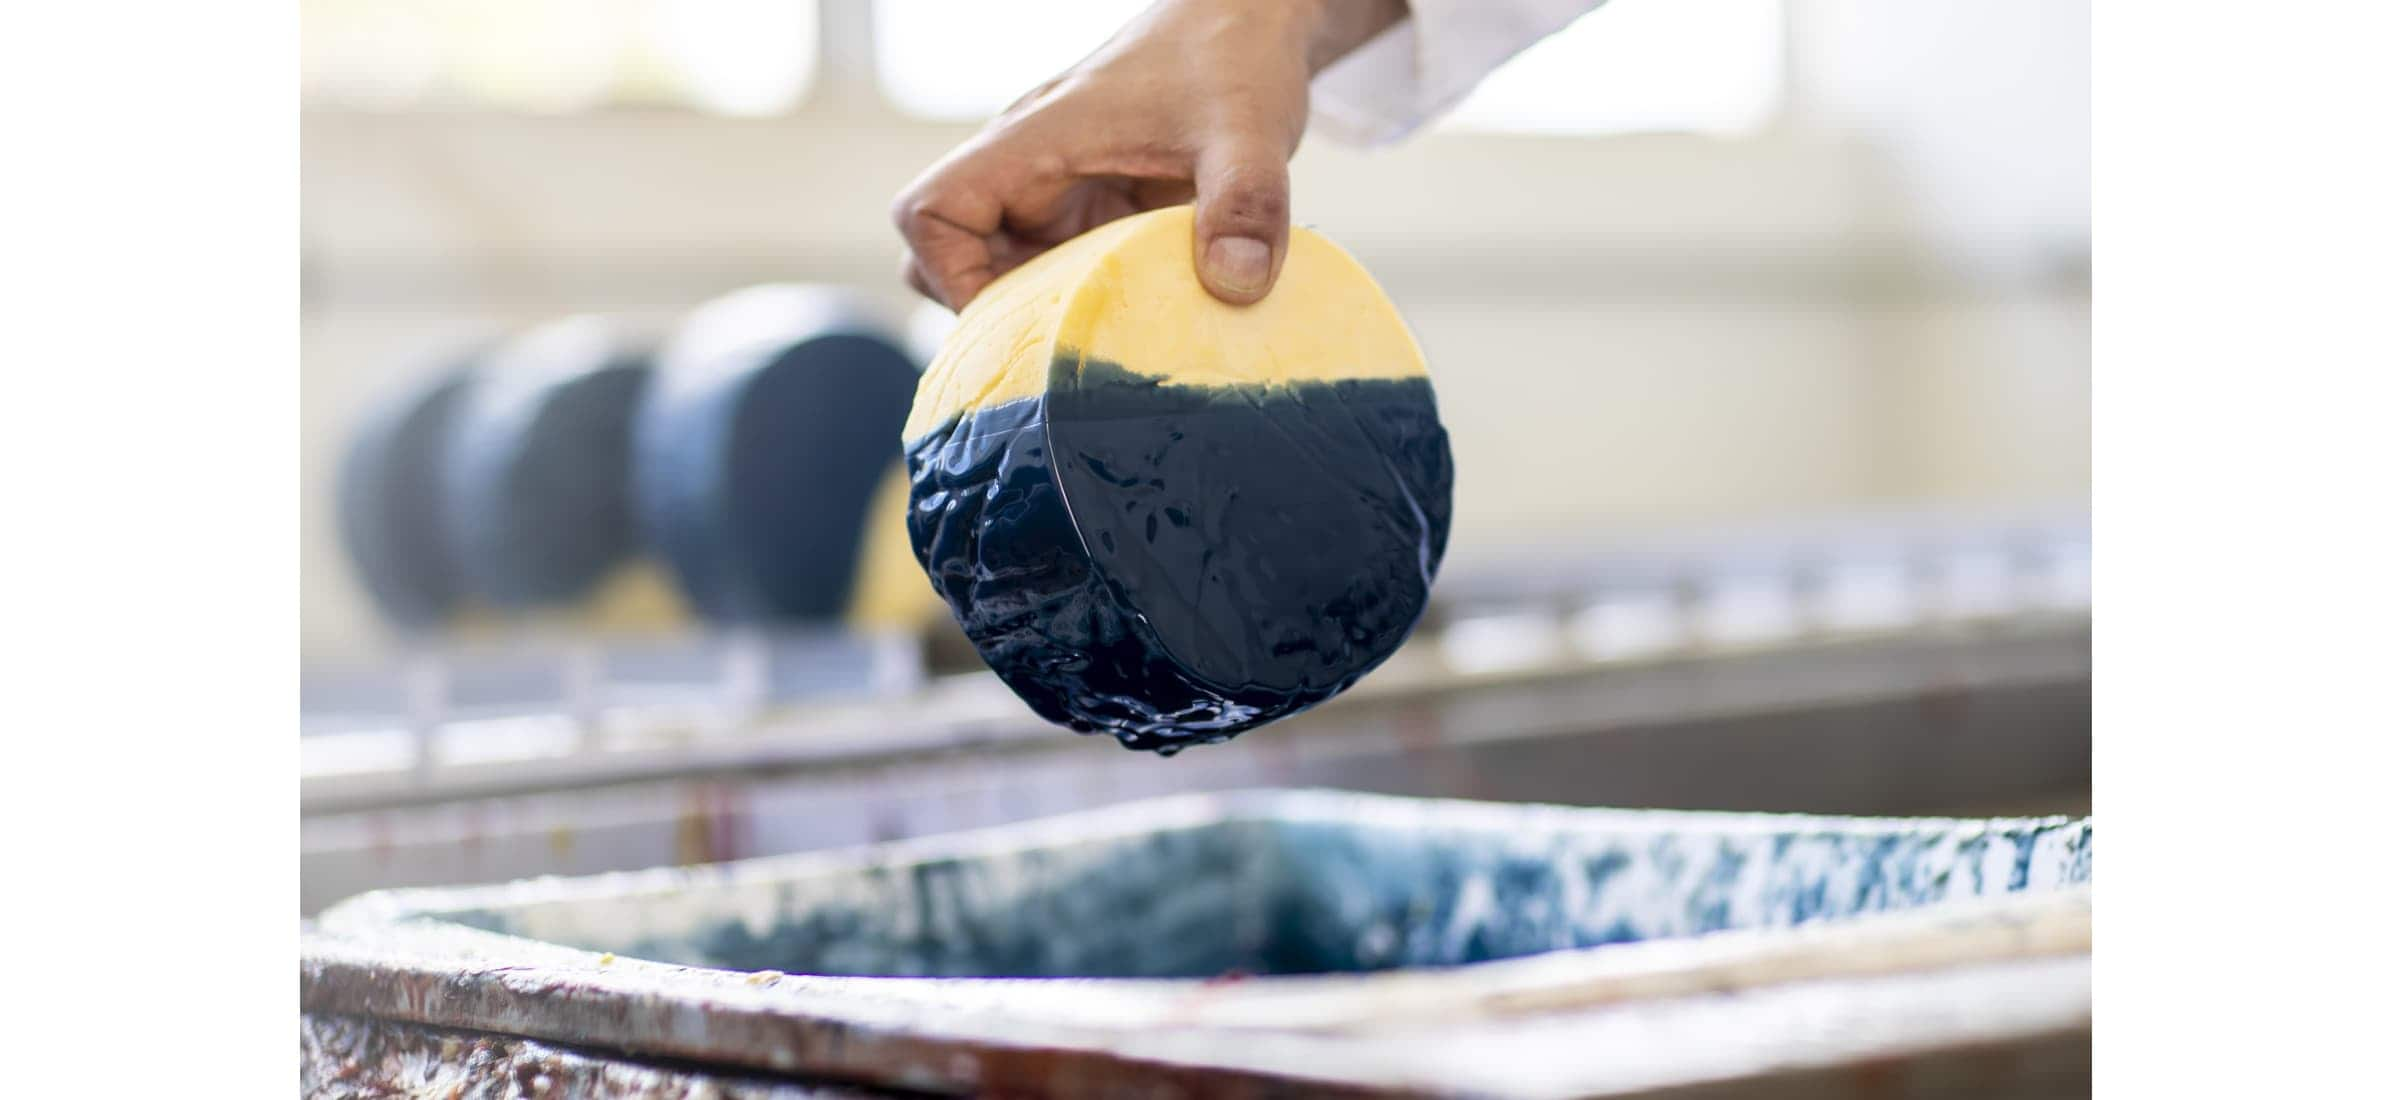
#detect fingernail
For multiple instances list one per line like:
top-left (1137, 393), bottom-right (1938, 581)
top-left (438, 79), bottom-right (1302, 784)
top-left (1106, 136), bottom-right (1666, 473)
top-left (1205, 236), bottom-right (1271, 295)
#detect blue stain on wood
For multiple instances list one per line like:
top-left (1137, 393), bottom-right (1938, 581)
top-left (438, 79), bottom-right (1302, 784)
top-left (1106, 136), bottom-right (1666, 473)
top-left (432, 804), bottom-right (2092, 981)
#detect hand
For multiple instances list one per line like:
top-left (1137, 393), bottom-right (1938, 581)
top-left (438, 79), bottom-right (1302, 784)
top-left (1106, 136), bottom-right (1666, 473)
top-left (892, 0), bottom-right (1406, 311)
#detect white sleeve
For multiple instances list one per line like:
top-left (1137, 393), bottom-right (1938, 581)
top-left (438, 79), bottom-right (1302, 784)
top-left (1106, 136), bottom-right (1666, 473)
top-left (1308, 0), bottom-right (1613, 146)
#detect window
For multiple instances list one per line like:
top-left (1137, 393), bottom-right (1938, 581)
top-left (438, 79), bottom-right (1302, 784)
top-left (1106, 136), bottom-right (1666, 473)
top-left (1441, 0), bottom-right (1785, 137)
top-left (304, 0), bottom-right (1784, 133)
top-left (301, 0), bottom-right (819, 116)
top-left (872, 0), bottom-right (1143, 121)
top-left (874, 0), bottom-right (1784, 138)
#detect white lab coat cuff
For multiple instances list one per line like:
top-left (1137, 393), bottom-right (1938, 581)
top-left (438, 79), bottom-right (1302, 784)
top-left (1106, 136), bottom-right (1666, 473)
top-left (1309, 0), bottom-right (1608, 147)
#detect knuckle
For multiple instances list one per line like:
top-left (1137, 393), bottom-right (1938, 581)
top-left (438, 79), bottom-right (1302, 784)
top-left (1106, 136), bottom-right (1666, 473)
top-left (1238, 185), bottom-right (1290, 225)
top-left (1209, 176), bottom-right (1288, 227)
top-left (890, 191), bottom-right (932, 235)
top-left (1022, 149), bottom-right (1072, 183)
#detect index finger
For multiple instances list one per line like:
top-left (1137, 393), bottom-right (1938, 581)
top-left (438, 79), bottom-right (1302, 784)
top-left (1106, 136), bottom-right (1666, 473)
top-left (891, 179), bottom-right (1000, 312)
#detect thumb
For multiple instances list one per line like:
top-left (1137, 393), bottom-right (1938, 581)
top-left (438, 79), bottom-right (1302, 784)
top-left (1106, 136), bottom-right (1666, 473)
top-left (1192, 135), bottom-right (1292, 305)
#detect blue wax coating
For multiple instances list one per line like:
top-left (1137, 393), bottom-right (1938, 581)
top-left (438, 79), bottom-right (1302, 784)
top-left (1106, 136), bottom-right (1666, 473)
top-left (444, 354), bottom-right (650, 610)
top-left (636, 330), bottom-right (920, 622)
top-left (337, 363), bottom-right (474, 628)
top-left (907, 357), bottom-right (1453, 753)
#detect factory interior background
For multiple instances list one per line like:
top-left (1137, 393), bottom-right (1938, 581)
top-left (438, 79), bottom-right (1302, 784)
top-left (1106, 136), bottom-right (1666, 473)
top-left (301, 0), bottom-right (2087, 661)
top-left (291, 3), bottom-right (2106, 1095)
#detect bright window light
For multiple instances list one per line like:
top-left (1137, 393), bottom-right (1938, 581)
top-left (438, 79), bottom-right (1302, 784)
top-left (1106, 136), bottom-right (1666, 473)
top-left (1442, 0), bottom-right (1785, 137)
top-left (301, 0), bottom-right (818, 116)
top-left (651, 0), bottom-right (820, 117)
top-left (874, 0), bottom-right (1144, 121)
top-left (876, 0), bottom-right (1782, 135)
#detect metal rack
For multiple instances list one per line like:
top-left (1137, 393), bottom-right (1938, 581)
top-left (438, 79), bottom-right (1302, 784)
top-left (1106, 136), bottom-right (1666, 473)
top-left (301, 508), bottom-right (2090, 914)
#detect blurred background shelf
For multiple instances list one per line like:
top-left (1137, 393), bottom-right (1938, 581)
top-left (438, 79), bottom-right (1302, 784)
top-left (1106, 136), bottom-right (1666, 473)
top-left (302, 509), bottom-right (2087, 913)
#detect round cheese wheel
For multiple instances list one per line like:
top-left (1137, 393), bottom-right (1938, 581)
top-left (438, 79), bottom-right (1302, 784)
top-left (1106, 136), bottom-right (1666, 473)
top-left (636, 285), bottom-right (935, 628)
top-left (336, 356), bottom-right (476, 630)
top-left (904, 206), bottom-right (1454, 753)
top-left (442, 317), bottom-right (654, 612)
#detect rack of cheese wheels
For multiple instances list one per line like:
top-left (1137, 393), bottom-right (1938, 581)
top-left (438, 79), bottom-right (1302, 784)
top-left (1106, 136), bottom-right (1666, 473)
top-left (312, 216), bottom-right (2085, 912)
top-left (320, 287), bottom-right (974, 747)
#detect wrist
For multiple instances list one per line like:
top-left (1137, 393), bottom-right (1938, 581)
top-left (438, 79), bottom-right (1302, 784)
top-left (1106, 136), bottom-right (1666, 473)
top-left (1292, 0), bottom-right (1408, 74)
top-left (1178, 0), bottom-right (1404, 76)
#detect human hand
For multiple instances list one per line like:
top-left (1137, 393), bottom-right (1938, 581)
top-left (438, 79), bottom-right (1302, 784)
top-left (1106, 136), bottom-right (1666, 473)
top-left (892, 0), bottom-right (1406, 311)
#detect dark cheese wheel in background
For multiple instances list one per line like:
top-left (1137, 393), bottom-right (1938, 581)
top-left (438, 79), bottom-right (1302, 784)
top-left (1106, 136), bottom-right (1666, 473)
top-left (637, 285), bottom-right (936, 629)
top-left (442, 316), bottom-right (657, 615)
top-left (336, 357), bottom-right (476, 630)
top-left (905, 206), bottom-right (1455, 754)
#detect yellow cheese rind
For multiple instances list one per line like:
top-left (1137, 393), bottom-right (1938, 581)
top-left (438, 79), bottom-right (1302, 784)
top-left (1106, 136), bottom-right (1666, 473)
top-left (903, 206), bottom-right (1428, 441)
top-left (842, 463), bottom-right (947, 630)
top-left (448, 561), bottom-right (689, 640)
top-left (901, 215), bottom-right (1143, 440)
